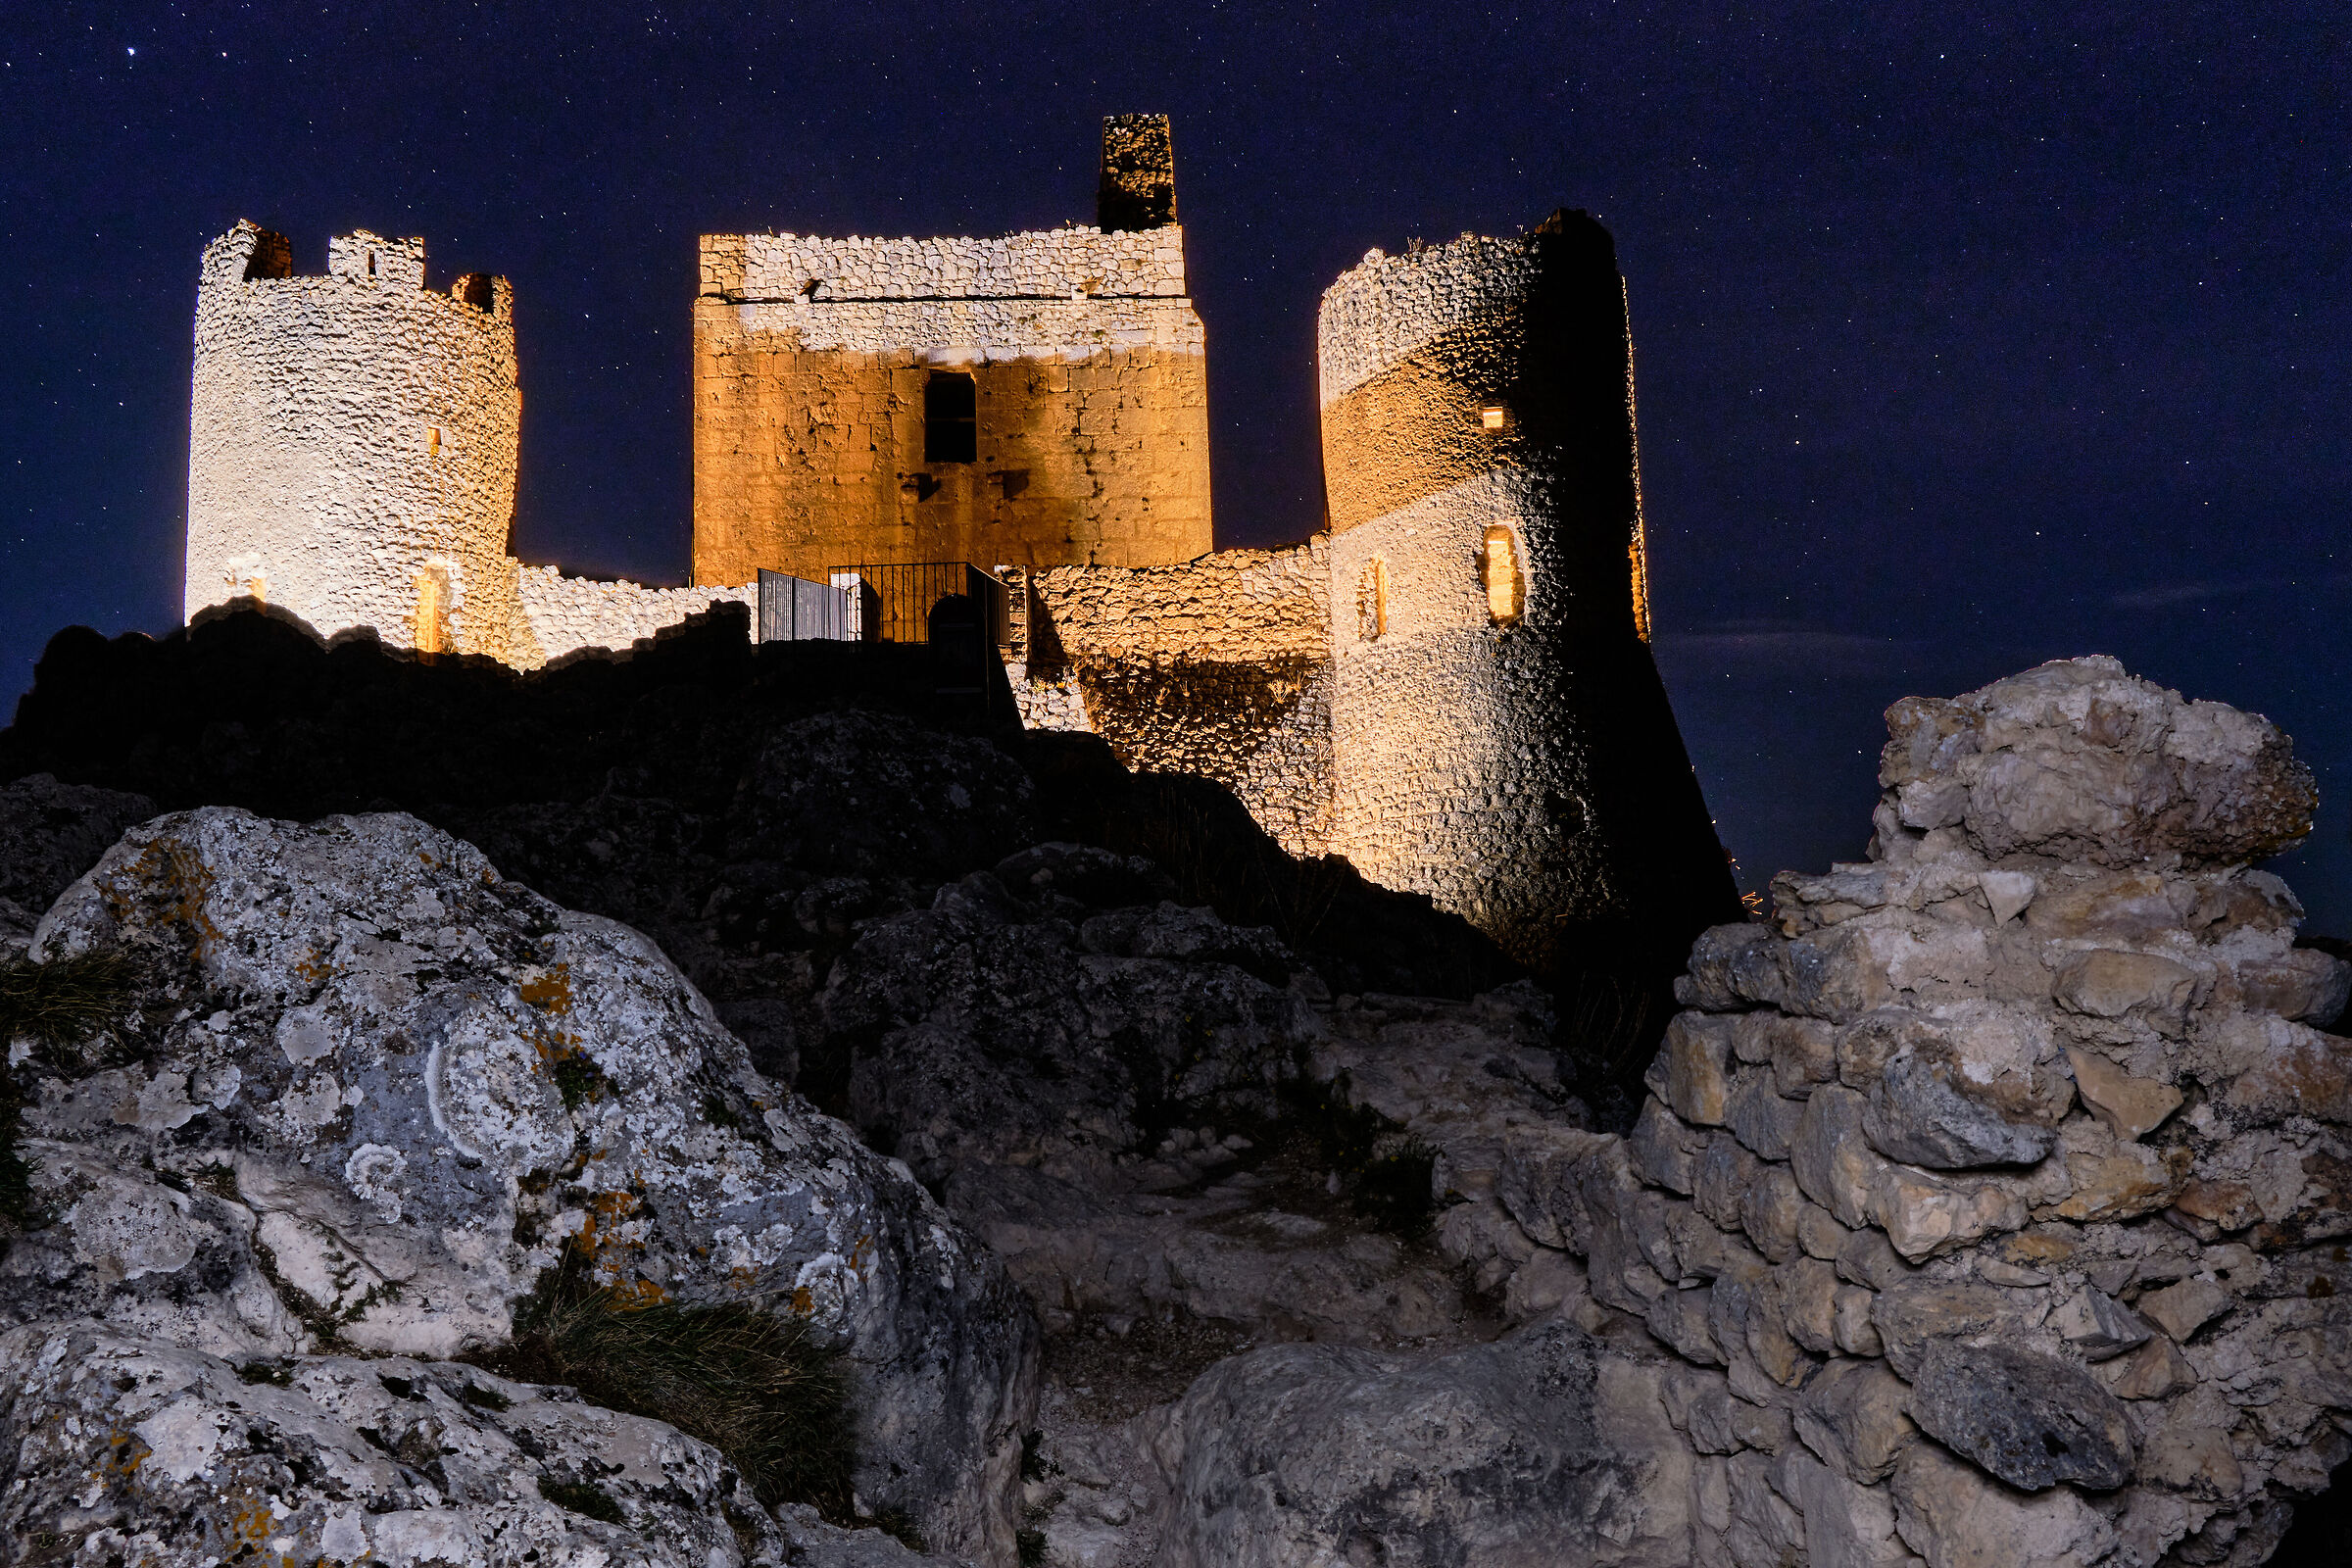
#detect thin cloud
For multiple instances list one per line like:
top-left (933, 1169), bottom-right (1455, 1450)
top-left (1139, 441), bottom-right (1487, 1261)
top-left (1655, 620), bottom-right (1928, 680)
top-left (2111, 571), bottom-right (2352, 611)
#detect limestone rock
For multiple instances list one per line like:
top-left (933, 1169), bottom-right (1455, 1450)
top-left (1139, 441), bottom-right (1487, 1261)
top-left (1877, 656), bottom-right (2317, 868)
top-left (1906, 1342), bottom-right (2134, 1492)
top-left (14, 808), bottom-right (1035, 1558)
top-left (1144, 1316), bottom-right (1694, 1567)
top-left (2137, 1277), bottom-right (2234, 1343)
top-left (2063, 1046), bottom-right (2182, 1141)
top-left (1889, 1441), bottom-right (2118, 1568)
top-left (0, 1321), bottom-right (788, 1568)
top-left (1795, 1357), bottom-right (1918, 1484)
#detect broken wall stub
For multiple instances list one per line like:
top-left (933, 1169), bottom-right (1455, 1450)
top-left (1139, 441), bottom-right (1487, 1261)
top-left (691, 221), bottom-right (1211, 589)
top-left (187, 221), bottom-right (532, 663)
top-left (1010, 541), bottom-right (1336, 859)
top-left (1098, 113), bottom-right (1178, 232)
top-left (1314, 214), bottom-right (1733, 970)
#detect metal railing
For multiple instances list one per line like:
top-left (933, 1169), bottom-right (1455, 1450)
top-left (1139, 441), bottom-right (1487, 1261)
top-left (823, 563), bottom-right (1008, 648)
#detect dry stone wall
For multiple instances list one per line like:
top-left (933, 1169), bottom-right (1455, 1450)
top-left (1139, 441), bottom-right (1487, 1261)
top-left (1464, 659), bottom-right (2352, 1567)
top-left (1010, 542), bottom-right (1335, 858)
top-left (515, 566), bottom-right (755, 665)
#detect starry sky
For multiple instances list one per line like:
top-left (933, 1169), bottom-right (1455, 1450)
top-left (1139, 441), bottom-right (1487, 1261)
top-left (2, 2), bottom-right (2345, 928)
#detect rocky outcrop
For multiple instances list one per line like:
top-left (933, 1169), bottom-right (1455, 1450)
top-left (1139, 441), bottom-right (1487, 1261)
top-left (6, 808), bottom-right (1035, 1560)
top-left (1143, 1316), bottom-right (1696, 1567)
top-left (0, 773), bottom-right (156, 955)
top-left (0, 1321), bottom-right (790, 1568)
top-left (1483, 659), bottom-right (2351, 1566)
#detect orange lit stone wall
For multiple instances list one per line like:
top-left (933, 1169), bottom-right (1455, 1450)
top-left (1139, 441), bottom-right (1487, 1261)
top-left (692, 227), bottom-right (1211, 587)
top-left (1313, 217), bottom-right (1727, 969)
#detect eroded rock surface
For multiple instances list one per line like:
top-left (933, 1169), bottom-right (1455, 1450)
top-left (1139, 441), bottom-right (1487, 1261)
top-left (1143, 1316), bottom-right (1695, 1568)
top-left (0, 1320), bottom-right (790, 1568)
top-left (7, 808), bottom-right (1035, 1560)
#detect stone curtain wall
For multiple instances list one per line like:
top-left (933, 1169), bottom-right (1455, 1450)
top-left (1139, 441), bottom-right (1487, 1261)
top-left (1482, 660), bottom-right (2352, 1566)
top-left (515, 567), bottom-right (756, 665)
top-left (187, 222), bottom-right (529, 662)
top-left (1013, 542), bottom-right (1336, 858)
top-left (1314, 216), bottom-right (1734, 969)
top-left (692, 224), bottom-right (1211, 588)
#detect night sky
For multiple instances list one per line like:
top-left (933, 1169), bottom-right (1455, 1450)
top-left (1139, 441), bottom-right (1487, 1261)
top-left (3, 3), bottom-right (2344, 928)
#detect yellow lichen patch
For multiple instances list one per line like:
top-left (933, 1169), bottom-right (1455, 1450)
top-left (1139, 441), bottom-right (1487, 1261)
top-left (790, 1286), bottom-right (815, 1315)
top-left (605, 1275), bottom-right (669, 1312)
top-left (517, 964), bottom-right (572, 1014)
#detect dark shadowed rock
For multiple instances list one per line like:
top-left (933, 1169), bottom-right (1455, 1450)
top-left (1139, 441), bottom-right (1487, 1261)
top-left (0, 772), bottom-right (156, 952)
top-left (1142, 1316), bottom-right (1694, 1567)
top-left (1906, 1342), bottom-right (2134, 1492)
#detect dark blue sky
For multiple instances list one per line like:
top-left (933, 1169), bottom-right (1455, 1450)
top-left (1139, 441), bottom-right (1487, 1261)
top-left (3, 2), bottom-right (2344, 927)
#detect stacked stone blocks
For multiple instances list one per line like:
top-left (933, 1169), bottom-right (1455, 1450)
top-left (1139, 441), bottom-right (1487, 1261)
top-left (1452, 658), bottom-right (2351, 1565)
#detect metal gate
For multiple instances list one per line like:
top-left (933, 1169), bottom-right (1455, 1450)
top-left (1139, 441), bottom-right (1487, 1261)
top-left (821, 563), bottom-right (1007, 647)
top-left (757, 569), bottom-right (858, 642)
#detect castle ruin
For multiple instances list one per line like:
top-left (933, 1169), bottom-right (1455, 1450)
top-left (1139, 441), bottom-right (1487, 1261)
top-left (184, 116), bottom-right (1731, 966)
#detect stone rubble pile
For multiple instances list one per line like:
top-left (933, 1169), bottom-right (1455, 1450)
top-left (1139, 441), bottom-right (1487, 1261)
top-left (1501, 658), bottom-right (2351, 1566)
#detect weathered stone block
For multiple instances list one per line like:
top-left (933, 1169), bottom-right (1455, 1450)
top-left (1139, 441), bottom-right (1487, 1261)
top-left (1796, 1357), bottom-right (1918, 1484)
top-left (2047, 1286), bottom-right (2150, 1362)
top-left (2053, 949), bottom-right (2197, 1032)
top-left (1906, 1342), bottom-right (2134, 1492)
top-left (1889, 1440), bottom-right (2118, 1568)
top-left (2136, 1277), bottom-right (2233, 1343)
top-left (2062, 1046), bottom-right (2181, 1141)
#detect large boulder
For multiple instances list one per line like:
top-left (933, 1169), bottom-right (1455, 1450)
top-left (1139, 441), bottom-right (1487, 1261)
top-left (1141, 1316), bottom-right (1695, 1567)
top-left (8, 808), bottom-right (1036, 1560)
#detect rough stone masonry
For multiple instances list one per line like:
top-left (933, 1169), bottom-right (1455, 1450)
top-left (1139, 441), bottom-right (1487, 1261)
top-left (1474, 656), bottom-right (2351, 1566)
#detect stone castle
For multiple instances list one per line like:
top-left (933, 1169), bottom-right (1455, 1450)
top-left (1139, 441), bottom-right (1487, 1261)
top-left (184, 116), bottom-right (1731, 966)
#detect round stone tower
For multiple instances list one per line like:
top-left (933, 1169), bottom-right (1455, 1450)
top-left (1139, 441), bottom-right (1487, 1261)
top-left (186, 220), bottom-right (528, 660)
top-left (1316, 211), bottom-right (1735, 971)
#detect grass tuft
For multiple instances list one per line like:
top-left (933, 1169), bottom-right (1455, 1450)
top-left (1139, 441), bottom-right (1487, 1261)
top-left (0, 951), bottom-right (137, 1056)
top-left (471, 1241), bottom-right (858, 1520)
top-left (0, 952), bottom-right (140, 1226)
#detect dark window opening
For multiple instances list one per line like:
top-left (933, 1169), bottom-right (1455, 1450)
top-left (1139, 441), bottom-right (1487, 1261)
top-left (923, 372), bottom-right (977, 464)
top-left (243, 229), bottom-right (292, 281)
top-left (368, 251), bottom-right (377, 278)
top-left (457, 273), bottom-right (496, 312)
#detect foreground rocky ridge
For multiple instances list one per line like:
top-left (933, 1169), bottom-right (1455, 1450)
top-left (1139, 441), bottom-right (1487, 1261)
top-left (0, 652), bottom-right (2344, 1566)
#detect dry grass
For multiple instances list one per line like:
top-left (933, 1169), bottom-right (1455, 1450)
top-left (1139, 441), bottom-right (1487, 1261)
top-left (0, 952), bottom-right (138, 1222)
top-left (469, 1243), bottom-right (879, 1533)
